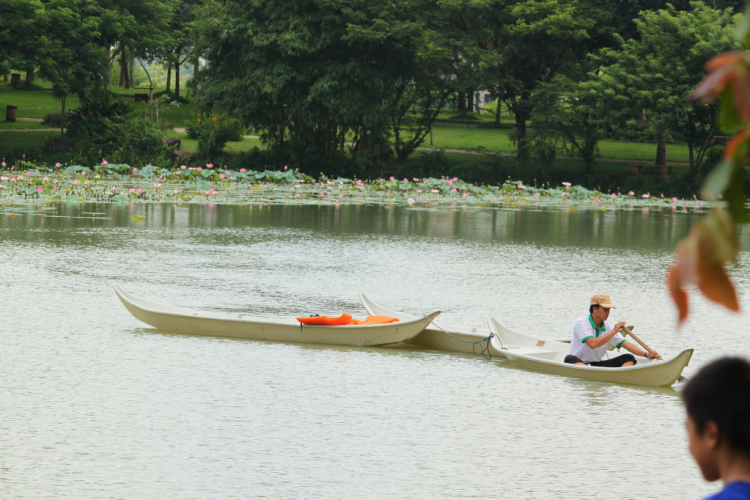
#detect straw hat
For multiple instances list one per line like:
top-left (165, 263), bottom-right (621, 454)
top-left (590, 294), bottom-right (616, 308)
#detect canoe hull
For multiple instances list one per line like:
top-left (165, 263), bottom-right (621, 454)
top-left (359, 293), bottom-right (501, 354)
top-left (488, 317), bottom-right (693, 387)
top-left (114, 285), bottom-right (439, 347)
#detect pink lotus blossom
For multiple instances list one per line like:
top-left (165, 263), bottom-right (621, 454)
top-left (137, 189), bottom-right (144, 194)
top-left (628, 191), bottom-right (635, 195)
top-left (180, 165), bottom-right (187, 170)
top-left (72, 180), bottom-right (80, 185)
top-left (448, 180), bottom-right (453, 186)
top-left (452, 177), bottom-right (458, 181)
top-left (284, 165), bottom-right (288, 170)
top-left (240, 168), bottom-right (247, 172)
top-left (389, 176), bottom-right (395, 181)
top-left (111, 186), bottom-right (118, 191)
top-left (196, 167), bottom-right (203, 171)
top-left (37, 187), bottom-right (44, 193)
top-left (403, 178), bottom-right (408, 182)
top-left (129, 188), bottom-right (136, 193)
top-left (696, 200), bottom-right (702, 207)
top-left (413, 178), bottom-right (420, 181)
top-left (463, 192), bottom-right (469, 197)
top-left (173, 189), bottom-right (179, 194)
top-left (25, 172), bottom-right (31, 176)
top-left (43, 176), bottom-right (49, 182)
top-left (642, 193), bottom-right (650, 198)
top-left (611, 193), bottom-right (616, 198)
top-left (101, 160), bottom-right (108, 165)
top-left (133, 168), bottom-right (138, 172)
top-left (672, 197), bottom-right (678, 202)
top-left (207, 163), bottom-right (214, 169)
top-left (84, 180), bottom-right (90, 185)
top-left (53, 179), bottom-right (59, 184)
top-left (417, 189), bottom-right (422, 193)
top-left (534, 193), bottom-right (540, 199)
top-left (451, 187), bottom-right (457, 192)
top-left (357, 179), bottom-right (363, 185)
top-left (219, 174), bottom-right (226, 179)
top-left (147, 164), bottom-right (152, 167)
top-left (55, 162), bottom-right (61, 167)
top-left (1, 162), bottom-right (5, 167)
top-left (431, 189), bottom-right (439, 193)
top-left (594, 197), bottom-right (600, 203)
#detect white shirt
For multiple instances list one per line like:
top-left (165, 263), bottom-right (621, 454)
top-left (568, 315), bottom-right (627, 363)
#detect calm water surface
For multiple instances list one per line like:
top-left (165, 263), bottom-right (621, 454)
top-left (2, 203), bottom-right (750, 499)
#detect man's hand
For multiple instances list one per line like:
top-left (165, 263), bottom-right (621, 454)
top-left (644, 350), bottom-right (660, 359)
top-left (612, 321), bottom-right (627, 334)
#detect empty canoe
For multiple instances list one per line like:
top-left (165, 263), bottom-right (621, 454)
top-left (114, 284), bottom-right (440, 347)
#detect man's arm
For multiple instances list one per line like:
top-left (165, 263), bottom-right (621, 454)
top-left (621, 340), bottom-right (660, 359)
top-left (584, 321), bottom-right (627, 349)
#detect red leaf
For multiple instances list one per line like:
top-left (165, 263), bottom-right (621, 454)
top-left (668, 266), bottom-right (690, 324)
top-left (696, 259), bottom-right (740, 312)
top-left (723, 129), bottom-right (749, 161)
top-left (692, 65), bottom-right (736, 102)
top-left (705, 51), bottom-right (747, 72)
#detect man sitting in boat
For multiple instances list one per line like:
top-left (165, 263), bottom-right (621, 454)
top-left (564, 294), bottom-right (659, 367)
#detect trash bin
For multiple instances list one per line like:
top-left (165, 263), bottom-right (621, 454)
top-left (10, 73), bottom-right (21, 87)
top-left (6, 105), bottom-right (18, 121)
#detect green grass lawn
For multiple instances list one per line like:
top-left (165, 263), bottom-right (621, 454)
top-left (0, 82), bottom-right (197, 128)
top-left (0, 120), bottom-right (56, 130)
top-left (170, 131), bottom-right (263, 153)
top-left (428, 122), bottom-right (690, 163)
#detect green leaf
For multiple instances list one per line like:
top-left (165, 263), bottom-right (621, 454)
top-left (703, 160), bottom-right (736, 200)
top-left (718, 87), bottom-right (743, 134)
top-left (112, 194), bottom-right (129, 203)
top-left (724, 167), bottom-right (749, 224)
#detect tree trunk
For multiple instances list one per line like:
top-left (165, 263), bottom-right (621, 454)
top-left (467, 91), bottom-right (474, 113)
top-left (457, 92), bottom-right (466, 112)
top-left (688, 142), bottom-right (694, 170)
top-left (25, 66), bottom-right (35, 84)
top-left (119, 46), bottom-right (129, 88)
top-left (174, 61), bottom-right (180, 99)
top-left (515, 109), bottom-right (530, 161)
top-left (60, 94), bottom-right (66, 138)
top-left (655, 130), bottom-right (667, 166)
top-left (129, 52), bottom-right (135, 87)
top-left (495, 99), bottom-right (501, 123)
top-left (166, 65), bottom-right (171, 92)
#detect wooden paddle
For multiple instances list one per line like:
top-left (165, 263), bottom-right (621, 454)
top-left (620, 325), bottom-right (687, 382)
top-left (620, 325), bottom-right (662, 361)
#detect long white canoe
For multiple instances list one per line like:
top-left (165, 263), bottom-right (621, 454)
top-left (487, 317), bottom-right (693, 387)
top-left (114, 285), bottom-right (440, 347)
top-left (359, 294), bottom-right (502, 354)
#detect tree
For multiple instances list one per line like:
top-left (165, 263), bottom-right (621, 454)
top-left (0, 0), bottom-right (45, 83)
top-left (36, 0), bottom-right (108, 136)
top-left (595, 2), bottom-right (739, 169)
top-left (195, 0), bottom-right (433, 171)
top-left (529, 74), bottom-right (604, 171)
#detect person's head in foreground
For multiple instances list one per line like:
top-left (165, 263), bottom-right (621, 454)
top-left (682, 357), bottom-right (750, 499)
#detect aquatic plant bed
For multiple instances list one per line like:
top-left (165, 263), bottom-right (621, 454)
top-left (0, 163), bottom-right (713, 212)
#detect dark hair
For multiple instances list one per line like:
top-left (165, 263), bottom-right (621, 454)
top-left (682, 357), bottom-right (750, 457)
top-left (589, 304), bottom-right (599, 314)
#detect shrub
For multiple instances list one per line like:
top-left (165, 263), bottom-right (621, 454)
top-left (66, 92), bottom-right (133, 142)
top-left (186, 113), bottom-right (244, 157)
top-left (43, 111), bottom-right (67, 127)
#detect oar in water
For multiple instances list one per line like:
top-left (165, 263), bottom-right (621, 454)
top-left (620, 325), bottom-right (688, 382)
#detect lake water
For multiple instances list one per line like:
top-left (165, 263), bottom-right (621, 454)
top-left (2, 202), bottom-right (749, 499)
